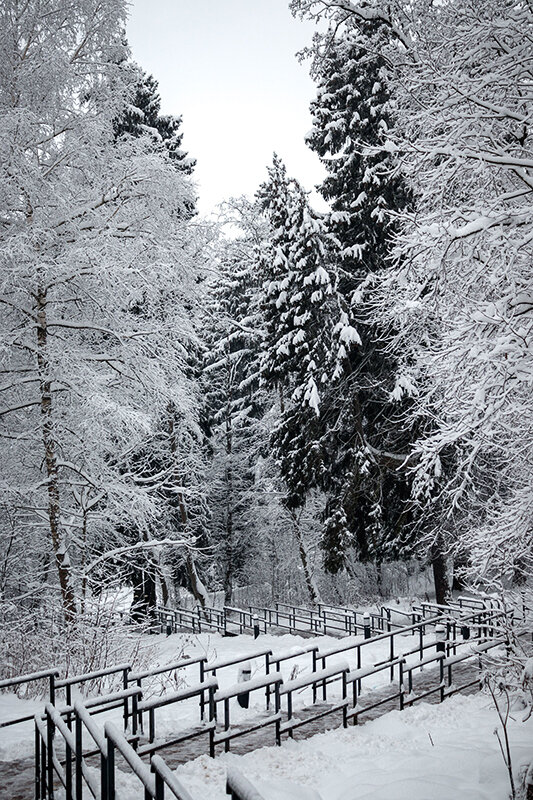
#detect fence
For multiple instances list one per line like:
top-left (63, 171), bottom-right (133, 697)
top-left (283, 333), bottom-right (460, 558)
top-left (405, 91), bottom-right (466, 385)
top-left (30, 612), bottom-right (516, 798)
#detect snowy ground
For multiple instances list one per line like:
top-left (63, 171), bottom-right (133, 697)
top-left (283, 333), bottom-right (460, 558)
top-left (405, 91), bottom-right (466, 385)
top-left (1, 627), bottom-right (528, 799)
top-left (1, 627), bottom-right (423, 759)
top-left (173, 692), bottom-right (533, 800)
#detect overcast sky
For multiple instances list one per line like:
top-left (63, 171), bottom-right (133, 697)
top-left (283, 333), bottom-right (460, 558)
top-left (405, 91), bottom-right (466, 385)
top-left (126, 0), bottom-right (327, 215)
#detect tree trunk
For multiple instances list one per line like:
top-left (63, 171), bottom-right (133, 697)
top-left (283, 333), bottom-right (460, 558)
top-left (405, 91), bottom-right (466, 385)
top-left (452, 550), bottom-right (469, 591)
top-left (291, 511), bottom-right (320, 606)
top-left (185, 553), bottom-right (208, 608)
top-left (430, 533), bottom-right (451, 605)
top-left (159, 567), bottom-right (170, 608)
top-left (167, 403), bottom-right (207, 607)
top-left (130, 562), bottom-right (157, 623)
top-left (222, 415), bottom-right (234, 606)
top-left (36, 286), bottom-right (76, 623)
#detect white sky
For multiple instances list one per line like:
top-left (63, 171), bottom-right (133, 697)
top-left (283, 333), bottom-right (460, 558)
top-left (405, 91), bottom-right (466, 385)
top-left (126, 0), bottom-right (327, 215)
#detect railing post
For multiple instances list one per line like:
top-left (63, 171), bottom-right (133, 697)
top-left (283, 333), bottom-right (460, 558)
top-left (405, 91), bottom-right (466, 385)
top-left (224, 698), bottom-right (230, 752)
top-left (46, 709), bottom-right (54, 800)
top-left (352, 679), bottom-right (358, 726)
top-left (40, 724), bottom-right (47, 799)
top-left (123, 667), bottom-right (130, 731)
top-left (312, 650), bottom-right (317, 703)
top-left (35, 723), bottom-right (41, 800)
top-left (342, 671), bottom-right (347, 728)
top-left (199, 660), bottom-right (205, 720)
top-left (75, 714), bottom-right (82, 800)
top-left (265, 653), bottom-right (271, 710)
top-left (435, 625), bottom-right (446, 655)
top-left (65, 725), bottom-right (72, 800)
top-left (132, 690), bottom-right (139, 741)
top-left (439, 655), bottom-right (445, 703)
top-left (287, 691), bottom-right (293, 738)
top-left (49, 673), bottom-right (56, 707)
top-left (399, 659), bottom-right (405, 711)
top-left (154, 769), bottom-right (164, 800)
top-left (106, 732), bottom-right (115, 800)
top-left (66, 685), bottom-right (72, 731)
top-left (208, 685), bottom-right (216, 757)
top-left (275, 680), bottom-right (281, 746)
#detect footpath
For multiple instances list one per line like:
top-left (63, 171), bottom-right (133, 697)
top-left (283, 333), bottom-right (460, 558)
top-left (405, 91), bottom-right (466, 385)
top-left (0, 660), bottom-right (479, 799)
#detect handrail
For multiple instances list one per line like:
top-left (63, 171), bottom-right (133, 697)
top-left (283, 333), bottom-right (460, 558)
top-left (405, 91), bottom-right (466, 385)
top-left (138, 678), bottom-right (218, 712)
top-left (105, 721), bottom-right (157, 796)
top-left (317, 614), bottom-right (446, 660)
top-left (128, 655), bottom-right (207, 683)
top-left (280, 660), bottom-right (349, 695)
top-left (0, 667), bottom-right (59, 689)
top-left (73, 698), bottom-right (108, 752)
top-left (56, 662), bottom-right (131, 688)
top-left (346, 656), bottom-right (405, 685)
top-left (152, 755), bottom-right (198, 800)
top-left (214, 672), bottom-right (282, 703)
top-left (205, 648), bottom-right (272, 674)
top-left (226, 766), bottom-right (266, 800)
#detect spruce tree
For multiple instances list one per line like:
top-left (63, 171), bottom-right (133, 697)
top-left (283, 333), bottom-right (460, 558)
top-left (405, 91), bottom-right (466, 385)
top-left (305, 21), bottom-right (415, 573)
top-left (114, 66), bottom-right (196, 175)
top-left (202, 201), bottom-right (266, 603)
top-left (257, 156), bottom-right (360, 598)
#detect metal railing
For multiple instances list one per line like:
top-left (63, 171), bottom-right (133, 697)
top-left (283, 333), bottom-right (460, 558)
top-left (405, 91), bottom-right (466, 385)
top-left (31, 613), bottom-right (516, 798)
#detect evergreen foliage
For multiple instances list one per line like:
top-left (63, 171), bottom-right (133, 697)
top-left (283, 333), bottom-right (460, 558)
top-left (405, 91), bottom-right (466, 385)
top-left (304, 21), bottom-right (416, 571)
top-left (202, 201), bottom-right (266, 602)
top-left (114, 66), bottom-right (196, 174)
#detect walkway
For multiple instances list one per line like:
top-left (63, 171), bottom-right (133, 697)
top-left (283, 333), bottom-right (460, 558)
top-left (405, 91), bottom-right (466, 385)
top-left (0, 660), bottom-right (479, 799)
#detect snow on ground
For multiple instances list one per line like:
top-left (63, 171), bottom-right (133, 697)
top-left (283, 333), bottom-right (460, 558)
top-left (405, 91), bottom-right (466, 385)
top-left (172, 692), bottom-right (533, 800)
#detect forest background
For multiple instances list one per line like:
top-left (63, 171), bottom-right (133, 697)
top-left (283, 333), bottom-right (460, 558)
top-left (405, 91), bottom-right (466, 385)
top-left (0, 0), bottom-right (532, 677)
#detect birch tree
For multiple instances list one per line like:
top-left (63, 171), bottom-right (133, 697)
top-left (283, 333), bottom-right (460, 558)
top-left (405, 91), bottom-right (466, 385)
top-left (0, 0), bottom-right (207, 625)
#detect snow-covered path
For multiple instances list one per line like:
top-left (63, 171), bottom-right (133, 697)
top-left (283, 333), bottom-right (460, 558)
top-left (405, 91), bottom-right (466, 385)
top-left (0, 628), bottom-right (525, 799)
top-left (173, 692), bottom-right (533, 800)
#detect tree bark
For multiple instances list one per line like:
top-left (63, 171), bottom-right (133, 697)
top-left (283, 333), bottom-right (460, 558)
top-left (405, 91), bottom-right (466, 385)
top-left (291, 510), bottom-right (320, 606)
top-left (167, 403), bottom-right (207, 607)
top-left (36, 286), bottom-right (77, 623)
top-left (430, 533), bottom-right (451, 606)
top-left (223, 412), bottom-right (234, 606)
top-left (130, 562), bottom-right (157, 623)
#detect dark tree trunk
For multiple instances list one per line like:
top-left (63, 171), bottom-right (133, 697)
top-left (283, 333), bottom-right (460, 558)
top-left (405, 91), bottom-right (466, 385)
top-left (159, 567), bottom-right (170, 608)
top-left (430, 534), bottom-right (451, 605)
top-left (130, 564), bottom-right (157, 623)
top-left (167, 403), bottom-right (207, 608)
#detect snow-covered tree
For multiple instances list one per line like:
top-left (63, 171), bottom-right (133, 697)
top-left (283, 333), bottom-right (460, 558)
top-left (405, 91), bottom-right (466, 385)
top-left (306, 19), bottom-right (409, 288)
top-left (114, 65), bottom-right (196, 175)
top-left (0, 0), bottom-right (208, 628)
top-left (292, 0), bottom-right (533, 598)
top-left (257, 156), bottom-right (363, 599)
top-left (296, 17), bottom-right (417, 576)
top-left (202, 199), bottom-right (266, 603)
